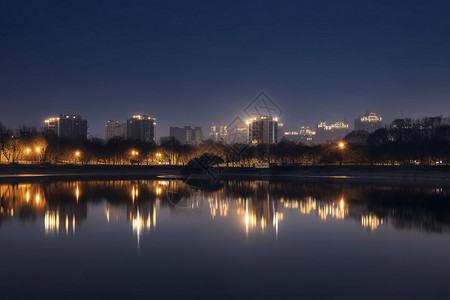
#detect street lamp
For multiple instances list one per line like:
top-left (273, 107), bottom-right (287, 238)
top-left (338, 142), bottom-right (345, 165)
top-left (131, 150), bottom-right (139, 165)
top-left (75, 151), bottom-right (81, 164)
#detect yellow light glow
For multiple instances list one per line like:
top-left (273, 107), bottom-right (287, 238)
top-left (75, 151), bottom-right (80, 157)
top-left (36, 147), bottom-right (41, 152)
top-left (65, 215), bottom-right (69, 236)
top-left (26, 148), bottom-right (30, 153)
top-left (75, 184), bottom-right (80, 202)
top-left (339, 142), bottom-right (345, 149)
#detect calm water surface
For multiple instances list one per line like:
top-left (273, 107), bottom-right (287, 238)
top-left (1, 178), bottom-right (450, 299)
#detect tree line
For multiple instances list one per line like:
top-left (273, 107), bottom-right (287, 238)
top-left (1, 116), bottom-right (449, 166)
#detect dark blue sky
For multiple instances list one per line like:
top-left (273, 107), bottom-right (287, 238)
top-left (1, 0), bottom-right (450, 138)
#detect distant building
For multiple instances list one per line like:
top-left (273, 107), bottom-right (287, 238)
top-left (315, 120), bottom-right (349, 143)
top-left (354, 112), bottom-right (382, 132)
top-left (170, 126), bottom-right (203, 145)
top-left (299, 126), bottom-right (316, 144)
top-left (127, 115), bottom-right (156, 143)
top-left (228, 126), bottom-right (248, 144)
top-left (105, 120), bottom-right (127, 141)
top-left (283, 131), bottom-right (300, 142)
top-left (44, 114), bottom-right (88, 139)
top-left (209, 125), bottom-right (228, 142)
top-left (247, 116), bottom-right (279, 145)
top-left (283, 126), bottom-right (316, 144)
top-left (277, 123), bottom-right (284, 141)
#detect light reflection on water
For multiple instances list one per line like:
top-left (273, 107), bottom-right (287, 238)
top-left (1, 179), bottom-right (450, 299)
top-left (1, 180), bottom-right (447, 237)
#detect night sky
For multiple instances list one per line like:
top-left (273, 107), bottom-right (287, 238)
top-left (2, 0), bottom-right (450, 139)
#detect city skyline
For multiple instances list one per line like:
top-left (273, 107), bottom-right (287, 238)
top-left (2, 1), bottom-right (450, 138)
top-left (1, 108), bottom-right (432, 141)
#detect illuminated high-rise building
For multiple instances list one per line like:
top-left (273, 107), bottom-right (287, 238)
top-left (105, 120), bottom-right (127, 141)
top-left (354, 112), bottom-right (382, 132)
top-left (44, 114), bottom-right (88, 139)
top-left (315, 120), bottom-right (349, 143)
top-left (127, 115), bottom-right (156, 143)
top-left (247, 116), bottom-right (279, 145)
top-left (170, 126), bottom-right (203, 145)
top-left (209, 125), bottom-right (228, 142)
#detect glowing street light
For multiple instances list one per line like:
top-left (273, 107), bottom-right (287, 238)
top-left (75, 151), bottom-right (80, 157)
top-left (26, 148), bottom-right (31, 153)
top-left (36, 147), bottom-right (41, 153)
top-left (338, 142), bottom-right (345, 166)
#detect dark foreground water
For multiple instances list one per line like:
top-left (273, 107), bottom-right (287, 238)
top-left (1, 178), bottom-right (450, 299)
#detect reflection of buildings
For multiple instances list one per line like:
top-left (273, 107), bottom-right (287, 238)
top-left (282, 196), bottom-right (383, 231)
top-left (2, 180), bottom-right (449, 241)
top-left (127, 200), bottom-right (158, 248)
top-left (208, 196), bottom-right (229, 219)
top-left (0, 184), bottom-right (46, 221)
top-left (238, 196), bottom-right (283, 236)
top-left (361, 214), bottom-right (383, 231)
top-left (0, 182), bottom-right (87, 236)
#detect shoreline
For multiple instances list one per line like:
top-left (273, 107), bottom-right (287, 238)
top-left (0, 164), bottom-right (449, 184)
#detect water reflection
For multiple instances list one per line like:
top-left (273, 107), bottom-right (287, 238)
top-left (1, 179), bottom-right (450, 239)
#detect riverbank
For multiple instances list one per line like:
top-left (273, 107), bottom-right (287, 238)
top-left (0, 164), bottom-right (449, 183)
